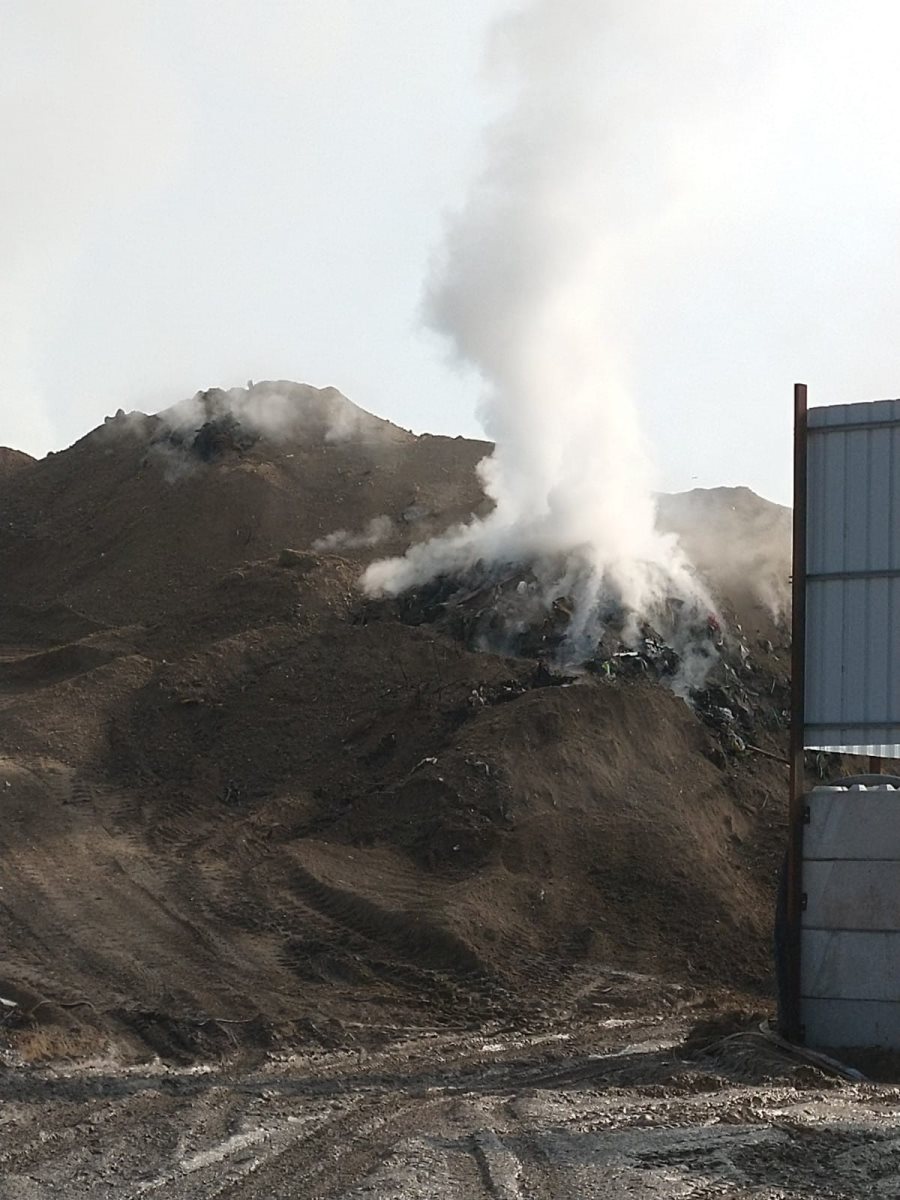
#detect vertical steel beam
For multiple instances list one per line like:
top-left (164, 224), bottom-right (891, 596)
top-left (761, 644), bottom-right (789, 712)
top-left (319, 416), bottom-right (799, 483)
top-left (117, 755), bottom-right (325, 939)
top-left (785, 382), bottom-right (808, 1042)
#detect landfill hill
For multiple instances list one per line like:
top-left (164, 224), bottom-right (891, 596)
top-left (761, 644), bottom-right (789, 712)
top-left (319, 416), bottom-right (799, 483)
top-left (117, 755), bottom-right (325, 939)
top-left (0, 382), bottom-right (794, 1061)
top-left (0, 446), bottom-right (34, 480)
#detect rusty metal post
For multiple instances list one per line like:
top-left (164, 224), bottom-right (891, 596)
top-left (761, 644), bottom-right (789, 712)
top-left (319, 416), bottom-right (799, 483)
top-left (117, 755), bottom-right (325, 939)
top-left (784, 382), bottom-right (808, 1042)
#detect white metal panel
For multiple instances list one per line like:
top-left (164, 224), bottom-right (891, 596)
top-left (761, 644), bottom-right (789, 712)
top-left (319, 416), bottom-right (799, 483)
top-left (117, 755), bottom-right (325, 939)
top-left (801, 929), bottom-right (900, 1002)
top-left (804, 788), bottom-right (900, 860)
top-left (801, 789), bottom-right (900, 1048)
top-left (804, 399), bottom-right (900, 755)
top-left (803, 860), bottom-right (900, 930)
top-left (802, 997), bottom-right (900, 1049)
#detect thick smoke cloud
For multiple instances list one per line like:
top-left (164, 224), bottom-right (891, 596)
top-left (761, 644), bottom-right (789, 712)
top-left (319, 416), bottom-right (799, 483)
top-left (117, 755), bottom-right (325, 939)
top-left (364, 0), bottom-right (724, 622)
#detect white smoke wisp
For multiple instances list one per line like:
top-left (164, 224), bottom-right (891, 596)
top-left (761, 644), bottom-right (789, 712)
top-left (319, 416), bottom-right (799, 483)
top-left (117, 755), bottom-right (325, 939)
top-left (313, 516), bottom-right (395, 552)
top-left (156, 382), bottom-right (392, 446)
top-left (364, 0), bottom-right (716, 625)
top-left (108, 379), bottom-right (407, 481)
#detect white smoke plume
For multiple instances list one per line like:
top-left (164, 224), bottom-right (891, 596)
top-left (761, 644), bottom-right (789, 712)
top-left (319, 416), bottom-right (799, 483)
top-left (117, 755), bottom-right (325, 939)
top-left (364, 0), bottom-right (721, 623)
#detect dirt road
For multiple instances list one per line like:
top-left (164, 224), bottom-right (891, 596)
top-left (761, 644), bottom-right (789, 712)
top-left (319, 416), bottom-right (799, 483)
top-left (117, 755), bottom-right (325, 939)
top-left (2, 1015), bottom-right (896, 1198)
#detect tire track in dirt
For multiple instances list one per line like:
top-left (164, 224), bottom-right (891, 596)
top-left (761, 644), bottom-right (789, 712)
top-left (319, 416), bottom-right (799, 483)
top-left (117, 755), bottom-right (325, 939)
top-left (8, 1021), bottom-right (900, 1199)
top-left (124, 1094), bottom-right (428, 1200)
top-left (281, 864), bottom-right (514, 1020)
top-left (471, 1129), bottom-right (525, 1199)
top-left (0, 1087), bottom-right (191, 1181)
top-left (0, 763), bottom-right (272, 1028)
top-left (0, 766), bottom-right (158, 1004)
top-left (182, 845), bottom-right (515, 1027)
top-left (216, 1095), bottom-right (454, 1200)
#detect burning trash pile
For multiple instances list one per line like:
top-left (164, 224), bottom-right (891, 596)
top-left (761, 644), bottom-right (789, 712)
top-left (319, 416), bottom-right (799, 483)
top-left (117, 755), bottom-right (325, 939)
top-left (364, 562), bottom-right (791, 761)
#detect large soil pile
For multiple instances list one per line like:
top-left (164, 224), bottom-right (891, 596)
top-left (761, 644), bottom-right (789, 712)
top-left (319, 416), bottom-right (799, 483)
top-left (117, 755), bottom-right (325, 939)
top-left (0, 383), bottom-right (794, 1059)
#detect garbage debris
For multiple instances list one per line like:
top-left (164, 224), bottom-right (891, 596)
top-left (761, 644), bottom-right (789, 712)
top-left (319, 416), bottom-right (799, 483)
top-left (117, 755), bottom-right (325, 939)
top-left (365, 561), bottom-right (791, 764)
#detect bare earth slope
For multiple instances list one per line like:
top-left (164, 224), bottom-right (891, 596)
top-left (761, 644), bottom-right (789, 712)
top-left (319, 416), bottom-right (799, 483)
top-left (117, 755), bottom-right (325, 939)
top-left (0, 383), bottom-right (790, 1065)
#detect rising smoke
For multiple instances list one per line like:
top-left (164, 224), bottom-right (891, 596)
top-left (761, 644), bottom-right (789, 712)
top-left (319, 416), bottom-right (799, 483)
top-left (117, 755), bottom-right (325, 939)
top-left (157, 382), bottom-right (396, 446)
top-left (104, 380), bottom-right (403, 481)
top-left (313, 515), bottom-right (395, 553)
top-left (364, 0), bottom-right (721, 632)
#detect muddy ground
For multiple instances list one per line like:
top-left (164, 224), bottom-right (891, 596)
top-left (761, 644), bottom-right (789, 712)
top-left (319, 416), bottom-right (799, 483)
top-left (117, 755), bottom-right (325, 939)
top-left (3, 1003), bottom-right (897, 1199)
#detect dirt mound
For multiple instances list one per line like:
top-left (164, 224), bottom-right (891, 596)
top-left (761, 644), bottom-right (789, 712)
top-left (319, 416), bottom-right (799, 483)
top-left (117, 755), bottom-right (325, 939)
top-left (0, 382), bottom-right (488, 627)
top-left (0, 383), bottom-right (797, 1059)
top-left (0, 447), bottom-right (35, 479)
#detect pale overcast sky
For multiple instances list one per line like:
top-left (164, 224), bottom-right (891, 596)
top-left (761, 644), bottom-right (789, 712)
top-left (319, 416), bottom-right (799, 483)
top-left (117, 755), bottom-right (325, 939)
top-left (3, 0), bottom-right (900, 505)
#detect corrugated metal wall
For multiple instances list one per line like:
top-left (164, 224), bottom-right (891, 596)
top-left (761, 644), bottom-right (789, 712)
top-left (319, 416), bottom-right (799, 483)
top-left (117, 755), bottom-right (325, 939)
top-left (805, 399), bottom-right (900, 755)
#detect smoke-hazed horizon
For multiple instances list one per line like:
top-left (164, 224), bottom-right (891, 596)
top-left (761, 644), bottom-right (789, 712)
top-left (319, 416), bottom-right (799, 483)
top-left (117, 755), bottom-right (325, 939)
top-left (364, 0), bottom-right (724, 622)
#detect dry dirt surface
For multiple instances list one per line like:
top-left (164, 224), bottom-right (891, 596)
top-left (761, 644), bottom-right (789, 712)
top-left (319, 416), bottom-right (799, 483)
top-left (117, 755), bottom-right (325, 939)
top-left (0, 382), bottom-right (866, 1196)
